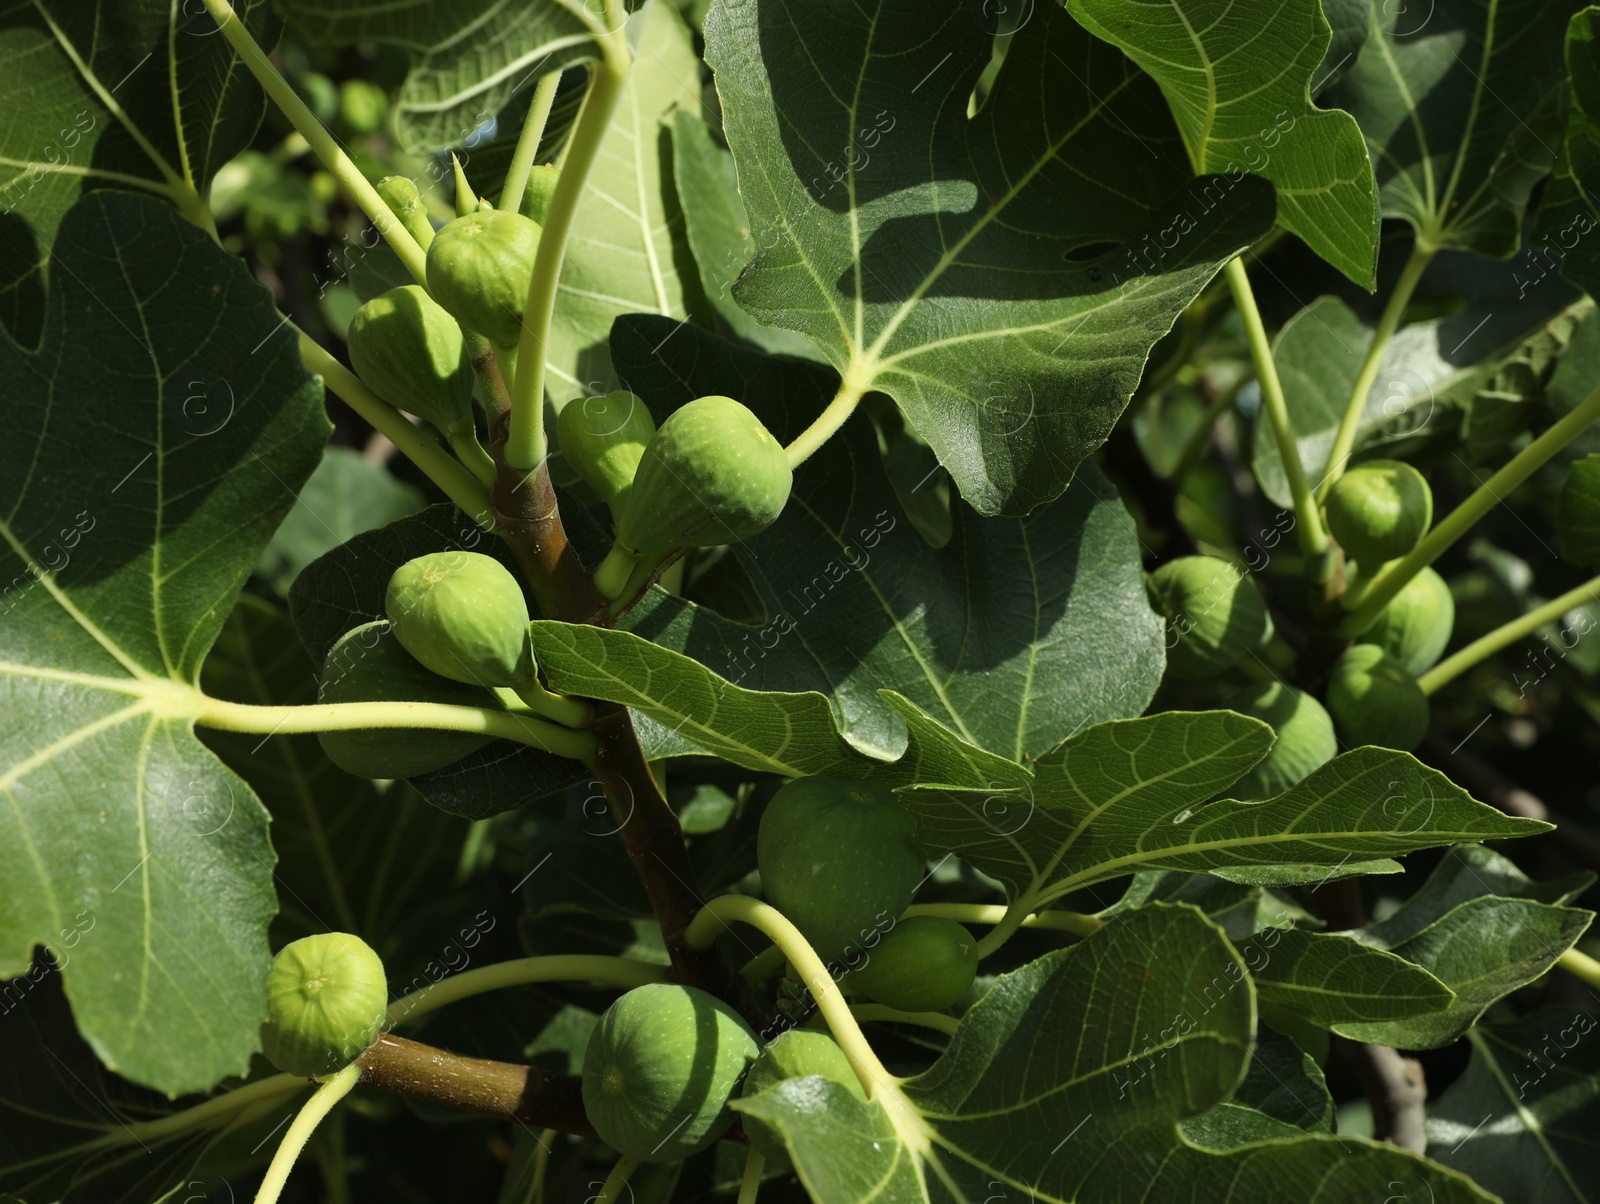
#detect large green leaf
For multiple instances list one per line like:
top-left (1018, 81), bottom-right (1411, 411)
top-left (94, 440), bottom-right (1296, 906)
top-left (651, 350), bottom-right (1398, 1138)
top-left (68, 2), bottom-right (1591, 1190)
top-left (545, 0), bottom-right (708, 404)
top-left (0, 0), bottom-right (277, 344)
top-left (1070, 0), bottom-right (1379, 285)
top-left (0, 193), bottom-right (327, 1094)
top-left (1179, 1022), bottom-right (1335, 1149)
top-left (276, 0), bottom-right (601, 153)
top-left (904, 716), bottom-right (1547, 912)
top-left (737, 904), bottom-right (1496, 1202)
top-left (1428, 1007), bottom-right (1600, 1202)
top-left (1540, 7), bottom-right (1600, 296)
top-left (703, 0), bottom-right (1275, 515)
top-left (1248, 928), bottom-right (1455, 1026)
top-left (1327, 0), bottom-right (1570, 258)
top-left (612, 316), bottom-right (1167, 762)
top-left (1561, 455), bottom-right (1600, 563)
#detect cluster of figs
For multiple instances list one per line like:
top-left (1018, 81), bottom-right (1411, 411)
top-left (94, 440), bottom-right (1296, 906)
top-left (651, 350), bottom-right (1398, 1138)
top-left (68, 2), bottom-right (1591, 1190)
top-left (1148, 459), bottom-right (1448, 795)
top-left (258, 780), bottom-right (973, 1164)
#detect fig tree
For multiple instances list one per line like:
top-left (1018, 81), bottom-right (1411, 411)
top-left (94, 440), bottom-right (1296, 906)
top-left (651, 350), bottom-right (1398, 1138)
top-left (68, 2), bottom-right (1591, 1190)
top-left (1327, 644), bottom-right (1430, 751)
top-left (757, 776), bottom-right (924, 966)
top-left (425, 209), bottom-right (542, 343)
top-left (845, 916), bottom-right (978, 1012)
top-left (1324, 460), bottom-right (1432, 566)
top-left (557, 391), bottom-right (656, 516)
top-left (376, 175), bottom-right (433, 250)
top-left (347, 285), bottom-right (473, 436)
top-left (1147, 556), bottom-right (1270, 680)
top-left (316, 620), bottom-right (498, 779)
top-left (260, 933), bottom-right (387, 1078)
top-left (582, 983), bottom-right (759, 1162)
top-left (1364, 566), bottom-right (1454, 675)
top-left (385, 552), bottom-right (534, 688)
top-left (1220, 682), bottom-right (1337, 800)
top-left (739, 1029), bottom-right (864, 1165)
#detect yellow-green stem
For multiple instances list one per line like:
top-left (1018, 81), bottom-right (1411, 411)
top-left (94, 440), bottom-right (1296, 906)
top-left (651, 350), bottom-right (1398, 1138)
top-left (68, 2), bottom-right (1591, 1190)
top-left (593, 1154), bottom-right (638, 1203)
top-left (189, 694), bottom-right (598, 762)
top-left (385, 955), bottom-right (667, 1027)
top-left (252, 1064), bottom-right (361, 1204)
top-left (299, 334), bottom-right (493, 523)
top-left (1419, 572), bottom-right (1600, 694)
top-left (199, 0), bottom-right (426, 285)
top-left (737, 1147), bottom-right (766, 1204)
top-left (850, 1004), bottom-right (960, 1036)
top-left (508, 22), bottom-right (632, 469)
top-left (1559, 947), bottom-right (1600, 990)
top-left (502, 70), bottom-right (564, 216)
top-left (1224, 258), bottom-right (1329, 560)
top-left (905, 902), bottom-right (1102, 943)
top-left (786, 377), bottom-right (869, 468)
top-left (685, 895), bottom-right (897, 1097)
top-left (1343, 380), bottom-right (1600, 635)
top-left (511, 678), bottom-right (593, 729)
top-left (448, 427), bottom-right (498, 487)
top-left (1317, 246), bottom-right (1434, 500)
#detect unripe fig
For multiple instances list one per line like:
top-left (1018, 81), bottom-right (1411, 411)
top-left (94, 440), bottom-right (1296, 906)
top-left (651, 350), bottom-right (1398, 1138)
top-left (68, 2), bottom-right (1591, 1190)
top-left (1220, 683), bottom-right (1337, 801)
top-left (316, 620), bottom-right (498, 779)
top-left (1324, 460), bottom-right (1432, 566)
top-left (339, 80), bottom-right (387, 136)
top-left (1364, 566), bottom-right (1454, 675)
top-left (739, 1029), bottom-right (864, 1165)
top-left (757, 776), bottom-right (924, 967)
top-left (347, 285), bottom-right (473, 435)
top-left (557, 391), bottom-right (656, 515)
top-left (1327, 644), bottom-right (1430, 751)
top-left (376, 176), bottom-right (433, 250)
top-left (1147, 556), bottom-right (1270, 681)
top-left (582, 983), bottom-right (759, 1162)
top-left (260, 933), bottom-right (387, 1078)
top-left (425, 209), bottom-right (542, 343)
top-left (521, 164), bottom-right (561, 224)
top-left (845, 916), bottom-right (978, 1013)
top-left (385, 552), bottom-right (534, 688)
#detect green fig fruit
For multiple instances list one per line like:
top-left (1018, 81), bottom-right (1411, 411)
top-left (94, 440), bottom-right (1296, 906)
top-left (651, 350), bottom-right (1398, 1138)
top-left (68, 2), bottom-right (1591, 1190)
top-left (521, 163), bottom-right (561, 224)
top-left (1327, 644), bottom-right (1430, 751)
top-left (582, 983), bottom-right (759, 1163)
top-left (557, 391), bottom-right (656, 515)
top-left (347, 285), bottom-right (474, 435)
top-left (757, 776), bottom-right (924, 967)
top-left (376, 176), bottom-right (434, 250)
top-left (425, 209), bottom-right (542, 343)
top-left (846, 916), bottom-right (978, 1013)
top-left (1364, 566), bottom-right (1454, 676)
top-left (739, 1029), bottom-right (864, 1165)
top-left (260, 933), bottom-right (387, 1078)
top-left (316, 620), bottom-right (499, 778)
top-left (1324, 461), bottom-right (1432, 566)
top-left (385, 552), bottom-right (533, 688)
top-left (1147, 556), bottom-right (1270, 681)
top-left (1220, 682), bottom-right (1337, 800)
top-left (338, 79), bottom-right (387, 136)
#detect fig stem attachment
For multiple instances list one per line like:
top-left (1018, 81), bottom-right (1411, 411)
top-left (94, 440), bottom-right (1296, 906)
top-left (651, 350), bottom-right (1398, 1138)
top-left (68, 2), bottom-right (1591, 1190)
top-left (1317, 244), bottom-right (1434, 501)
top-left (511, 675), bottom-right (593, 730)
top-left (447, 426), bottom-right (498, 487)
top-left (1223, 258), bottom-right (1331, 564)
top-left (502, 68), bottom-right (564, 217)
top-left (1559, 947), bottom-right (1600, 991)
top-left (386, 954), bottom-right (669, 1028)
top-left (508, 5), bottom-right (633, 470)
top-left (903, 902), bottom-right (1101, 942)
top-left (594, 543), bottom-right (640, 600)
top-left (252, 1063), bottom-right (361, 1204)
top-left (736, 1147), bottom-right (766, 1204)
top-left (605, 549), bottom-right (677, 616)
top-left (685, 894), bottom-right (898, 1099)
top-left (593, 1154), bottom-right (639, 1204)
top-left (850, 1004), bottom-right (961, 1036)
top-left (1417, 570), bottom-right (1600, 695)
top-left (1342, 378), bottom-right (1600, 636)
top-left (198, 0), bottom-right (427, 285)
top-left (786, 377), bottom-right (868, 468)
top-left (187, 694), bottom-right (599, 763)
top-left (297, 331), bottom-right (494, 526)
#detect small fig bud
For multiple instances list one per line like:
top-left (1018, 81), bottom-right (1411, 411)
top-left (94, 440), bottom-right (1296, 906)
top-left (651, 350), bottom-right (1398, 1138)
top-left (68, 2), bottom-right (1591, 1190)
top-left (521, 163), bottom-right (561, 224)
top-left (347, 285), bottom-right (473, 435)
top-left (338, 80), bottom-right (387, 136)
top-left (1146, 556), bottom-right (1270, 681)
top-left (375, 176), bottom-right (434, 250)
top-left (1324, 460), bottom-right (1432, 566)
top-left (1221, 682), bottom-right (1337, 800)
top-left (844, 916), bottom-right (978, 1013)
top-left (260, 933), bottom-right (387, 1078)
top-left (556, 391), bottom-right (656, 516)
top-left (739, 1029), bottom-right (864, 1166)
top-left (316, 620), bottom-right (498, 779)
top-left (582, 983), bottom-right (759, 1162)
top-left (1363, 566), bottom-right (1454, 675)
top-left (385, 552), bottom-right (533, 688)
top-left (1327, 644), bottom-right (1430, 751)
top-left (425, 209), bottom-right (542, 343)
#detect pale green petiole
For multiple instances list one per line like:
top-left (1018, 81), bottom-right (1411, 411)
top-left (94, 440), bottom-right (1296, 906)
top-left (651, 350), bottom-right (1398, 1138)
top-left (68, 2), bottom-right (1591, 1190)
top-left (1418, 571), bottom-right (1600, 694)
top-left (252, 1063), bottom-right (361, 1204)
top-left (501, 69), bottom-right (565, 217)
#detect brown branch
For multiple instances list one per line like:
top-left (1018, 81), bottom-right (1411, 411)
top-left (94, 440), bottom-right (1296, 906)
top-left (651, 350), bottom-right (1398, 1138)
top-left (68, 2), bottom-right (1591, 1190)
top-left (357, 1033), bottom-right (595, 1137)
